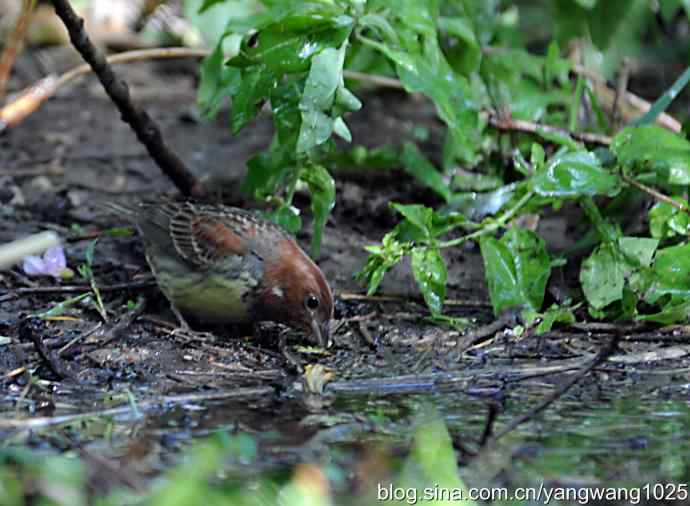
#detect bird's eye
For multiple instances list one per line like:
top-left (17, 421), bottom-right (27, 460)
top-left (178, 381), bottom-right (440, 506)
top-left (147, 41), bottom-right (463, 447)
top-left (305, 295), bottom-right (320, 310)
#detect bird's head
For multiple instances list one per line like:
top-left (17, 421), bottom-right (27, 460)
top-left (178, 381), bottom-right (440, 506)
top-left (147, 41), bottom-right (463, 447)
top-left (257, 239), bottom-right (333, 347)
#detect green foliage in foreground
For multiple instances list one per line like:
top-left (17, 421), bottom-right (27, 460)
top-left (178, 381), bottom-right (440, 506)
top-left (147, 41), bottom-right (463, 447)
top-left (192, 0), bottom-right (690, 326)
top-left (0, 415), bottom-right (476, 506)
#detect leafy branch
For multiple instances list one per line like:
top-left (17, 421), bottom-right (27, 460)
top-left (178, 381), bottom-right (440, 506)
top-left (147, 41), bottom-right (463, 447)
top-left (195, 0), bottom-right (690, 327)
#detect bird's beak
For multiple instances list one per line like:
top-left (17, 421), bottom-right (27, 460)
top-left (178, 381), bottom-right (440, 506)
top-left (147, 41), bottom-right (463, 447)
top-left (310, 319), bottom-right (332, 348)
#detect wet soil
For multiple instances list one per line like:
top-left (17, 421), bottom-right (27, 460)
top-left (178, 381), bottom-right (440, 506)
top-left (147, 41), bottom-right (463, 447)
top-left (2, 47), bottom-right (690, 498)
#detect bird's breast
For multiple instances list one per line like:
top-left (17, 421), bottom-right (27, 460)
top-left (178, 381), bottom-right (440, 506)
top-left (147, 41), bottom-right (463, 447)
top-left (146, 250), bottom-right (261, 323)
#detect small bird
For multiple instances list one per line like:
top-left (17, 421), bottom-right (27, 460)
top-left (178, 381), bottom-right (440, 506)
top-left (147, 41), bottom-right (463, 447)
top-left (108, 199), bottom-right (333, 347)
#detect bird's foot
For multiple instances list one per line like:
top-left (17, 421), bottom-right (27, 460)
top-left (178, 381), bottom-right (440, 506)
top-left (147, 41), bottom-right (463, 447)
top-left (279, 333), bottom-right (304, 372)
top-left (168, 306), bottom-right (216, 341)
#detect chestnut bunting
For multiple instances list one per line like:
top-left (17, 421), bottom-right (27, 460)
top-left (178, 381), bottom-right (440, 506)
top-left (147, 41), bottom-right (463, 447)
top-left (109, 200), bottom-right (333, 347)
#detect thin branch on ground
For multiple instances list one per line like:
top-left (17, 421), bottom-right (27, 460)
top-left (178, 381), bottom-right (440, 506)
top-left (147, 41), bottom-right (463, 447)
top-left (19, 317), bottom-right (73, 380)
top-left (0, 279), bottom-right (156, 303)
top-left (490, 333), bottom-right (621, 442)
top-left (478, 403), bottom-right (501, 448)
top-left (100, 295), bottom-right (147, 346)
top-left (49, 0), bottom-right (207, 198)
top-left (58, 322), bottom-right (102, 358)
top-left (454, 311), bottom-right (519, 357)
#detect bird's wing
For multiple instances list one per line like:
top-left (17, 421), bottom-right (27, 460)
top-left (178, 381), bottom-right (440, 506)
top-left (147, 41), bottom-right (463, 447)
top-left (165, 202), bottom-right (250, 268)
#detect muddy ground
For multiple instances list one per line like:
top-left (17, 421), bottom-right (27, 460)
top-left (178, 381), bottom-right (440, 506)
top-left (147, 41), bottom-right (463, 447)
top-left (2, 46), bottom-right (690, 500)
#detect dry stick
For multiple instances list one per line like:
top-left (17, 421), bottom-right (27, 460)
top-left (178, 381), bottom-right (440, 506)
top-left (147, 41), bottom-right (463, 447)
top-left (490, 333), bottom-right (620, 442)
top-left (0, 48), bottom-right (208, 133)
top-left (478, 403), bottom-right (500, 448)
top-left (0, 0), bottom-right (36, 100)
top-left (621, 174), bottom-right (689, 213)
top-left (0, 279), bottom-right (156, 303)
top-left (100, 295), bottom-right (147, 346)
top-left (54, 47), bottom-right (210, 89)
top-left (344, 70), bottom-right (614, 146)
top-left (19, 317), bottom-right (73, 380)
top-left (611, 59), bottom-right (631, 128)
top-left (487, 113), bottom-right (612, 146)
top-left (49, 0), bottom-right (206, 198)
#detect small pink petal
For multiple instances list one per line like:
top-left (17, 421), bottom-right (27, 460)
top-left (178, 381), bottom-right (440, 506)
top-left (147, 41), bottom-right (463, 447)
top-left (42, 246), bottom-right (67, 277)
top-left (23, 255), bottom-right (47, 276)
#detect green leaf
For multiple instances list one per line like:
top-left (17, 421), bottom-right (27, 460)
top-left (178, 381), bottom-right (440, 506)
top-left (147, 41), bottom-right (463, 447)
top-left (230, 12), bottom-right (352, 73)
top-left (241, 138), bottom-right (295, 200)
top-left (398, 412), bottom-right (473, 501)
top-left (638, 300), bottom-right (690, 325)
top-left (480, 228), bottom-right (551, 315)
top-left (297, 42), bottom-right (359, 153)
top-left (297, 110), bottom-right (334, 153)
top-left (265, 205), bottom-right (302, 235)
top-left (197, 39), bottom-right (240, 118)
top-left (580, 237), bottom-right (658, 310)
top-left (438, 16), bottom-right (481, 75)
top-left (230, 65), bottom-right (277, 134)
top-left (361, 9), bottom-right (480, 164)
top-left (612, 125), bottom-right (690, 185)
top-left (411, 247), bottom-right (447, 316)
top-left (544, 40), bottom-right (570, 86)
top-left (300, 46), bottom-right (343, 111)
top-left (580, 243), bottom-right (625, 310)
top-left (390, 202), bottom-right (433, 240)
top-left (619, 237), bottom-right (659, 268)
top-left (644, 242), bottom-right (690, 303)
top-left (632, 66), bottom-right (690, 127)
top-left (300, 163), bottom-right (335, 257)
top-left (359, 13), bottom-right (399, 43)
top-left (532, 150), bottom-right (621, 198)
top-left (356, 232), bottom-right (408, 295)
top-left (270, 78), bottom-right (303, 148)
top-left (523, 303), bottom-right (577, 334)
top-left (400, 143), bottom-right (452, 202)
top-left (649, 201), bottom-right (690, 239)
top-left (332, 117), bottom-right (352, 142)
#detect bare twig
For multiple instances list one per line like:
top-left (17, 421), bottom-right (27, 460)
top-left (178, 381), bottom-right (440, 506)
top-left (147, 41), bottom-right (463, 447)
top-left (611, 59), bottom-right (631, 127)
top-left (0, 48), bottom-right (208, 133)
top-left (100, 295), bottom-right (147, 346)
top-left (19, 317), bottom-right (73, 380)
top-left (54, 47), bottom-right (209, 89)
top-left (482, 46), bottom-right (682, 132)
top-left (0, 0), bottom-right (36, 99)
top-left (49, 0), bottom-right (206, 198)
top-left (343, 69), bottom-right (405, 90)
top-left (478, 403), bottom-right (501, 448)
top-left (486, 112), bottom-right (612, 146)
top-left (622, 174), bottom-right (690, 213)
top-left (0, 279), bottom-right (156, 303)
top-left (490, 333), bottom-right (620, 441)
